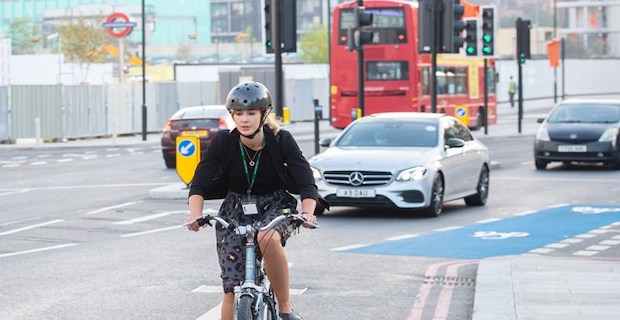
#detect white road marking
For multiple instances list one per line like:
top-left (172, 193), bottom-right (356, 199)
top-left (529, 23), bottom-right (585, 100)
top-left (0, 243), bottom-right (78, 259)
top-left (573, 250), bottom-right (598, 256)
top-left (545, 243), bottom-right (569, 249)
top-left (0, 219), bottom-right (64, 236)
top-left (0, 189), bottom-right (30, 197)
top-left (1, 164), bottom-right (20, 168)
top-left (121, 225), bottom-right (183, 238)
top-left (330, 244), bottom-right (369, 251)
top-left (529, 248), bottom-right (555, 254)
top-left (85, 201), bottom-right (140, 215)
top-left (57, 158), bottom-right (73, 163)
top-left (385, 234), bottom-right (419, 241)
top-left (561, 238), bottom-right (584, 244)
top-left (31, 161), bottom-right (46, 165)
top-left (433, 226), bottom-right (462, 232)
top-left (575, 233), bottom-right (596, 239)
top-left (114, 210), bottom-right (187, 225)
top-left (600, 240), bottom-right (620, 246)
top-left (476, 218), bottom-right (501, 224)
top-left (106, 154), bottom-right (121, 158)
top-left (585, 245), bottom-right (610, 251)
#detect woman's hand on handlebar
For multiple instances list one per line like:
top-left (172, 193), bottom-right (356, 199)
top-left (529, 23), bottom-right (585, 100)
top-left (185, 213), bottom-right (204, 232)
top-left (300, 211), bottom-right (318, 229)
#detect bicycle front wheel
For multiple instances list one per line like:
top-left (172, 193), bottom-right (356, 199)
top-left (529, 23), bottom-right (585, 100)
top-left (236, 295), bottom-right (255, 320)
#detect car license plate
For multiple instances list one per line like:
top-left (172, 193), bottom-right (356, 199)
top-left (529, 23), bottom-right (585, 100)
top-left (558, 145), bottom-right (586, 152)
top-left (182, 130), bottom-right (208, 137)
top-left (336, 188), bottom-right (376, 198)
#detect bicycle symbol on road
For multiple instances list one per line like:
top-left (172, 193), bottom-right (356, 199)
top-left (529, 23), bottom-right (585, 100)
top-left (177, 140), bottom-right (196, 157)
top-left (572, 206), bottom-right (620, 214)
top-left (472, 231), bottom-right (530, 240)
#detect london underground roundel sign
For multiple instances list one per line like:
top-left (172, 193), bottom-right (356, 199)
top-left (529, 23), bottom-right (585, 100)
top-left (103, 12), bottom-right (136, 39)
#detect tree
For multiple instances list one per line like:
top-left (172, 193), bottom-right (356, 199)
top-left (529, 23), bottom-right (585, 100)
top-left (59, 15), bottom-right (112, 80)
top-left (8, 18), bottom-right (42, 54)
top-left (299, 27), bottom-right (328, 63)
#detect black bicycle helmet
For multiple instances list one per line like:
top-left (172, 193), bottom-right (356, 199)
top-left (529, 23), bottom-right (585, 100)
top-left (225, 82), bottom-right (272, 112)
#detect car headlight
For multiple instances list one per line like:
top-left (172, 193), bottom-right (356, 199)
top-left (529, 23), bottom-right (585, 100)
top-left (536, 126), bottom-right (550, 141)
top-left (310, 167), bottom-right (322, 180)
top-left (397, 166), bottom-right (427, 181)
top-left (599, 128), bottom-right (619, 142)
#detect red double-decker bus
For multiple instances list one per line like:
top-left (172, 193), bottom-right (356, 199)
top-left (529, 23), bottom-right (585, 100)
top-left (330, 0), bottom-right (497, 130)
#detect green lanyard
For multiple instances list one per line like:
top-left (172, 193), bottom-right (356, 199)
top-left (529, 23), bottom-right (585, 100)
top-left (239, 141), bottom-right (262, 195)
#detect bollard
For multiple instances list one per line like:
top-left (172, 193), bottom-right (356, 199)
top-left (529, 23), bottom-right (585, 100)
top-left (313, 99), bottom-right (322, 154)
top-left (34, 117), bottom-right (41, 145)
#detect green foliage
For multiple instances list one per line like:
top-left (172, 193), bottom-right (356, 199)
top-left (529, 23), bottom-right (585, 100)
top-left (59, 15), bottom-right (111, 65)
top-left (299, 27), bottom-right (328, 63)
top-left (8, 18), bottom-right (42, 54)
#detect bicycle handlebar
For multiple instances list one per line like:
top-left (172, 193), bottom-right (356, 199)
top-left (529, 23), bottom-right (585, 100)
top-left (185, 213), bottom-right (319, 232)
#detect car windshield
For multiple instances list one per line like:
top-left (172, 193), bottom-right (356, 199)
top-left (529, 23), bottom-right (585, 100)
top-left (547, 103), bottom-right (620, 123)
top-left (335, 120), bottom-right (438, 147)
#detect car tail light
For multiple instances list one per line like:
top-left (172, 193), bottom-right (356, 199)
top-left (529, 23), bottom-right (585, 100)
top-left (163, 120), bottom-right (172, 132)
top-left (218, 118), bottom-right (228, 129)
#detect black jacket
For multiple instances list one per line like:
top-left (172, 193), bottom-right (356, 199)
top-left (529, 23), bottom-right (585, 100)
top-left (188, 126), bottom-right (328, 210)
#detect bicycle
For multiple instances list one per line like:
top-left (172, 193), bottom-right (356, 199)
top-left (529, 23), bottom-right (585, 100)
top-left (189, 212), bottom-right (318, 320)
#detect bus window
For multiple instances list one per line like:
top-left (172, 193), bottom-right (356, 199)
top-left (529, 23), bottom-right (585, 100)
top-left (367, 61), bottom-right (408, 81)
top-left (486, 66), bottom-right (496, 93)
top-left (421, 67), bottom-right (430, 95)
top-left (437, 67), bottom-right (467, 95)
top-left (338, 7), bottom-right (406, 45)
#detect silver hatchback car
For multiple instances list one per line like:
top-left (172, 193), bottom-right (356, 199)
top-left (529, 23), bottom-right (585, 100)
top-left (309, 112), bottom-right (490, 217)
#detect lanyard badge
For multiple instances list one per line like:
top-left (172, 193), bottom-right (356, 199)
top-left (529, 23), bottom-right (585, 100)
top-left (239, 141), bottom-right (263, 215)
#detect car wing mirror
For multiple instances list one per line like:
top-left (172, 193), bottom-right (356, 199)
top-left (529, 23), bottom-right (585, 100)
top-left (445, 138), bottom-right (465, 149)
top-left (319, 137), bottom-right (332, 147)
top-left (537, 118), bottom-right (545, 123)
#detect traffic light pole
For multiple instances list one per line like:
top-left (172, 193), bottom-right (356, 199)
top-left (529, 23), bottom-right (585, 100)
top-left (430, 0), bottom-right (439, 113)
top-left (356, 0), bottom-right (365, 117)
top-left (483, 58), bottom-right (488, 134)
top-left (272, 0), bottom-right (284, 118)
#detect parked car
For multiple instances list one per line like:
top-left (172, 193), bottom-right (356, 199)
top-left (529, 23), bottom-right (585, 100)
top-left (161, 105), bottom-right (235, 168)
top-left (534, 99), bottom-right (620, 170)
top-left (309, 112), bottom-right (490, 217)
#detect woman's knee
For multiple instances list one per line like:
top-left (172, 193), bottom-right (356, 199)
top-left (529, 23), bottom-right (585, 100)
top-left (258, 229), bottom-right (282, 252)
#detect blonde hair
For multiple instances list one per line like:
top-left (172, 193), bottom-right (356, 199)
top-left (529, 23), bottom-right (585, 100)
top-left (264, 110), bottom-right (283, 134)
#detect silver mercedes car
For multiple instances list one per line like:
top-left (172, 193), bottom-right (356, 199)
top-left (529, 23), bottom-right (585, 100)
top-left (309, 112), bottom-right (490, 217)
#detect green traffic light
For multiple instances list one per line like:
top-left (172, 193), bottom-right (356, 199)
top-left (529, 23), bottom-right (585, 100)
top-left (482, 46), bottom-right (492, 54)
top-left (466, 46), bottom-right (475, 54)
top-left (483, 34), bottom-right (492, 42)
top-left (266, 40), bottom-right (273, 47)
top-left (520, 57), bottom-right (526, 64)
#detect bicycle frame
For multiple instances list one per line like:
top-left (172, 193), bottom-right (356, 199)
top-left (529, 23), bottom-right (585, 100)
top-left (192, 214), bottom-right (313, 320)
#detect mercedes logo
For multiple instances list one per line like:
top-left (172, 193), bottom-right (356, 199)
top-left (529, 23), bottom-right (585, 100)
top-left (348, 171), bottom-right (364, 186)
top-left (569, 133), bottom-right (578, 139)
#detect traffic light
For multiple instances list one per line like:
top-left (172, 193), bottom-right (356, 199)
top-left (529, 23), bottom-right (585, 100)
top-left (280, 0), bottom-right (297, 52)
top-left (516, 18), bottom-right (531, 64)
top-left (480, 6), bottom-right (496, 56)
top-left (264, 0), bottom-right (273, 53)
top-left (263, 0), bottom-right (297, 54)
top-left (464, 18), bottom-right (478, 56)
top-left (441, 0), bottom-right (466, 53)
top-left (346, 6), bottom-right (374, 51)
top-left (417, 0), bottom-right (432, 53)
top-left (356, 7), bottom-right (374, 49)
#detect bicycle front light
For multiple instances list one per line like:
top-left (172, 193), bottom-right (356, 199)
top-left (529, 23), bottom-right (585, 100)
top-left (397, 166), bottom-right (427, 181)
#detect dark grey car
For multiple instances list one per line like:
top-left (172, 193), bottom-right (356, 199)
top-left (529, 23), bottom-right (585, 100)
top-left (534, 99), bottom-right (620, 170)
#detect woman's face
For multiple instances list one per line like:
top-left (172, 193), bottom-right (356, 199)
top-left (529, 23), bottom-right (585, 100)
top-left (232, 109), bottom-right (262, 136)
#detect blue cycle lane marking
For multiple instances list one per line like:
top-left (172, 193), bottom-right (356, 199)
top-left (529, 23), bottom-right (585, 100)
top-left (346, 205), bottom-right (620, 259)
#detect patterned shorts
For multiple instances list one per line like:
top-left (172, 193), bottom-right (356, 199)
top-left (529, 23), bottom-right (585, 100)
top-left (216, 189), bottom-right (299, 293)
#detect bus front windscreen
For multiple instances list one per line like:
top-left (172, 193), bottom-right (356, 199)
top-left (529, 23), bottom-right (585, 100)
top-left (338, 7), bottom-right (406, 45)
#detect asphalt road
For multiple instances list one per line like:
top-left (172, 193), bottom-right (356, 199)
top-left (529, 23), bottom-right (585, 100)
top-left (1, 133), bottom-right (620, 320)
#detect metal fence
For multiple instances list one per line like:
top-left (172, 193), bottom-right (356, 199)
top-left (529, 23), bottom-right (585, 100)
top-left (0, 79), bottom-right (326, 142)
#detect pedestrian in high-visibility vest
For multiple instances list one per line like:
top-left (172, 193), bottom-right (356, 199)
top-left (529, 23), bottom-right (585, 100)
top-left (508, 76), bottom-right (516, 107)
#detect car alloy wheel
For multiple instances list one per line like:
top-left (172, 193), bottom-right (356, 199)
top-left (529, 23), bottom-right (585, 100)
top-left (424, 173), bottom-right (444, 217)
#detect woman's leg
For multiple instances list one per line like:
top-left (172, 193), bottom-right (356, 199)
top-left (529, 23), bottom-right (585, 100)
top-left (221, 293), bottom-right (234, 320)
top-left (258, 229), bottom-right (293, 314)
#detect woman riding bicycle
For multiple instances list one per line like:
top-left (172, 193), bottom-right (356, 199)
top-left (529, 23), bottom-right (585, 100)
top-left (186, 81), bottom-right (324, 320)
